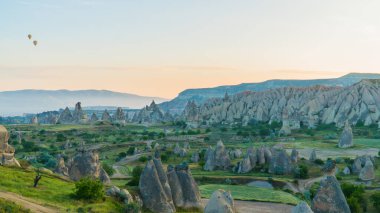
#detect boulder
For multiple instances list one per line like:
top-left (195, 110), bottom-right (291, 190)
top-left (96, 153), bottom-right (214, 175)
top-left (0, 126), bottom-right (20, 167)
top-left (338, 121), bottom-right (353, 148)
top-left (106, 186), bottom-right (134, 205)
top-left (268, 148), bottom-right (292, 175)
top-left (139, 159), bottom-right (175, 213)
top-left (311, 176), bottom-right (350, 213)
top-left (106, 185), bottom-right (121, 197)
top-left (292, 201), bottom-right (313, 213)
top-left (204, 189), bottom-right (236, 213)
top-left (359, 159), bottom-right (375, 181)
top-left (68, 150), bottom-right (110, 183)
top-left (309, 149), bottom-right (317, 161)
top-left (290, 148), bottom-right (299, 163)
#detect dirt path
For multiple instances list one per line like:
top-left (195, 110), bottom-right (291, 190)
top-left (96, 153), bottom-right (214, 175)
top-left (111, 153), bottom-right (145, 179)
top-left (286, 176), bottom-right (323, 193)
top-left (0, 191), bottom-right (59, 213)
top-left (202, 199), bottom-right (293, 213)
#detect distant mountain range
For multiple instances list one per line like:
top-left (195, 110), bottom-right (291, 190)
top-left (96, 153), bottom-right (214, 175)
top-left (160, 73), bottom-right (380, 114)
top-left (0, 90), bottom-right (168, 116)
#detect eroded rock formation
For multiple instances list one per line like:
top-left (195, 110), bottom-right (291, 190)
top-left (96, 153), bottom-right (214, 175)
top-left (181, 79), bottom-right (380, 128)
top-left (338, 121), bottom-right (353, 148)
top-left (139, 158), bottom-right (175, 213)
top-left (204, 140), bottom-right (231, 171)
top-left (204, 189), bottom-right (236, 213)
top-left (55, 155), bottom-right (68, 176)
top-left (268, 148), bottom-right (292, 175)
top-left (292, 201), bottom-right (313, 213)
top-left (101, 110), bottom-right (112, 122)
top-left (58, 107), bottom-right (73, 124)
top-left (311, 176), bottom-right (350, 213)
top-left (68, 150), bottom-right (110, 183)
top-left (72, 102), bottom-right (88, 124)
top-left (167, 163), bottom-right (202, 210)
top-left (113, 107), bottom-right (126, 124)
top-left (133, 101), bottom-right (171, 123)
top-left (0, 125), bottom-right (20, 167)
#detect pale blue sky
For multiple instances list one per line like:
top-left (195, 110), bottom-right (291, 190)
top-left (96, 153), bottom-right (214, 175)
top-left (1, 0), bottom-right (380, 98)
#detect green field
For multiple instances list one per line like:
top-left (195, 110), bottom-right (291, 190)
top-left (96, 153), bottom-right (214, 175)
top-left (199, 184), bottom-right (300, 205)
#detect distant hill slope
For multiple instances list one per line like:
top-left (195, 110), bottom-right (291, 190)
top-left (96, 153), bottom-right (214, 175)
top-left (160, 73), bottom-right (380, 114)
top-left (183, 79), bottom-right (380, 127)
top-left (0, 90), bottom-right (168, 116)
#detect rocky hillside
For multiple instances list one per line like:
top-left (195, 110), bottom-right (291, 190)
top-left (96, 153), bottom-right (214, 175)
top-left (181, 79), bottom-right (380, 127)
top-left (0, 89), bottom-right (167, 116)
top-left (160, 73), bottom-right (380, 114)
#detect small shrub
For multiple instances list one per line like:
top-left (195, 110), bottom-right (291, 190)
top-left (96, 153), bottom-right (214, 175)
top-left (125, 202), bottom-right (140, 213)
top-left (102, 163), bottom-right (115, 176)
top-left (74, 177), bottom-right (104, 201)
top-left (294, 165), bottom-right (309, 179)
top-left (341, 183), bottom-right (367, 212)
top-left (314, 159), bottom-right (324, 165)
top-left (160, 154), bottom-right (169, 162)
top-left (127, 166), bottom-right (143, 186)
top-left (370, 192), bottom-right (380, 212)
top-left (138, 156), bottom-right (148, 163)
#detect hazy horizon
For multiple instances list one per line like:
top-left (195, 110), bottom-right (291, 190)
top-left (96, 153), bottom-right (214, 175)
top-left (2, 1), bottom-right (380, 98)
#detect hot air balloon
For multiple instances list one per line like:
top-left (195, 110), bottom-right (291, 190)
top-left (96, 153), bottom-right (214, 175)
top-left (33, 40), bottom-right (38, 46)
top-left (27, 34), bottom-right (32, 40)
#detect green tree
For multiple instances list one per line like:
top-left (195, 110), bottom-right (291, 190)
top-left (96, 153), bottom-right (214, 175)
top-left (371, 192), bottom-right (380, 212)
top-left (102, 163), bottom-right (115, 176)
top-left (74, 177), bottom-right (104, 201)
top-left (127, 166), bottom-right (143, 186)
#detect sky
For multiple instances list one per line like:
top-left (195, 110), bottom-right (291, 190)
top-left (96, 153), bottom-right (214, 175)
top-left (1, 0), bottom-right (380, 99)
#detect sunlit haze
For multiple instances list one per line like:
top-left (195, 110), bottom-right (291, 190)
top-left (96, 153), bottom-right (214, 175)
top-left (1, 0), bottom-right (380, 98)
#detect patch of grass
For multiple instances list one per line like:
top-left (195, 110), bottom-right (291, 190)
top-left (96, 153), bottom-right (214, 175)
top-left (199, 184), bottom-right (300, 205)
top-left (0, 198), bottom-right (31, 213)
top-left (0, 166), bottom-right (123, 212)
